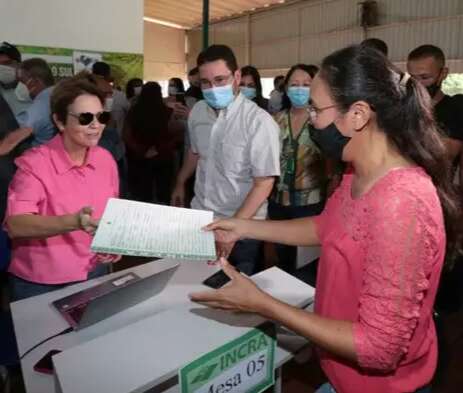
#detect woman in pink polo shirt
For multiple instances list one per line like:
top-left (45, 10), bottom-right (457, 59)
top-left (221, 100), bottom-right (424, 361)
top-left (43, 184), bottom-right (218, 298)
top-left (5, 75), bottom-right (119, 301)
top-left (191, 46), bottom-right (461, 393)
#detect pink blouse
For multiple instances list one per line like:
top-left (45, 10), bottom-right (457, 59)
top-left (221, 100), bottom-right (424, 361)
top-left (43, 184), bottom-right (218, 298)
top-left (314, 167), bottom-right (445, 393)
top-left (6, 134), bottom-right (119, 284)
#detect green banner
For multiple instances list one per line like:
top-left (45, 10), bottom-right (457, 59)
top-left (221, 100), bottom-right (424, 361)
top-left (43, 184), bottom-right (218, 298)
top-left (18, 45), bottom-right (74, 81)
top-left (102, 52), bottom-right (143, 88)
top-left (17, 45), bottom-right (143, 87)
top-left (17, 45), bottom-right (73, 57)
top-left (179, 323), bottom-right (276, 393)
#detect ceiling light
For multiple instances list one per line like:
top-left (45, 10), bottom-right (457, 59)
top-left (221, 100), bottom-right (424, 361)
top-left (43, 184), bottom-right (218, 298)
top-left (143, 16), bottom-right (188, 30)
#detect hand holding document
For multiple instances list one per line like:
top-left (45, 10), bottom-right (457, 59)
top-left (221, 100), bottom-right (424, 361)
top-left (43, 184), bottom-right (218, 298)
top-left (91, 199), bottom-right (217, 260)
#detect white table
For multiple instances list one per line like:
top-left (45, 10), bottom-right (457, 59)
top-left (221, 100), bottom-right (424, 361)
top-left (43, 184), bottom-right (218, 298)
top-left (11, 259), bottom-right (314, 393)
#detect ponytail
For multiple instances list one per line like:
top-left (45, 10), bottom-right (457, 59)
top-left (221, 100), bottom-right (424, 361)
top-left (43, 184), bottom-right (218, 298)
top-left (320, 45), bottom-right (462, 267)
top-left (392, 75), bottom-right (462, 264)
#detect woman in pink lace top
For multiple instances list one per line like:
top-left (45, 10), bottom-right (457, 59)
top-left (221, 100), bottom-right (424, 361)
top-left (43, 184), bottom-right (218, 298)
top-left (191, 45), bottom-right (461, 393)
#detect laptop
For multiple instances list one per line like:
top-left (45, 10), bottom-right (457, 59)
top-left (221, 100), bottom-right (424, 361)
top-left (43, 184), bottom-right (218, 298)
top-left (52, 264), bottom-right (179, 330)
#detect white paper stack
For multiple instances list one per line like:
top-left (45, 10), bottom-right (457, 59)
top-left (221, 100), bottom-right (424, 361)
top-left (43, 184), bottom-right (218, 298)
top-left (91, 198), bottom-right (217, 260)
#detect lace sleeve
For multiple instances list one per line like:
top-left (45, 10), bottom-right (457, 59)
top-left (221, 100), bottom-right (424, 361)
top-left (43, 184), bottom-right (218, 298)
top-left (353, 188), bottom-right (437, 372)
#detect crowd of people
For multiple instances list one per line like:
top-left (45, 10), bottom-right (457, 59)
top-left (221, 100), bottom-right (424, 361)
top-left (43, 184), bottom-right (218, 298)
top-left (1, 36), bottom-right (463, 393)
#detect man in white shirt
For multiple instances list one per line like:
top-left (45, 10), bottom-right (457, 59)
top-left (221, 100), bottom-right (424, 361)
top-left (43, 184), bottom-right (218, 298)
top-left (171, 45), bottom-right (280, 275)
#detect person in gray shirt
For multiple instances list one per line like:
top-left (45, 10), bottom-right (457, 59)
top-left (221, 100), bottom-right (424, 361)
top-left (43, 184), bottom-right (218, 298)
top-left (172, 45), bottom-right (280, 275)
top-left (15, 58), bottom-right (56, 146)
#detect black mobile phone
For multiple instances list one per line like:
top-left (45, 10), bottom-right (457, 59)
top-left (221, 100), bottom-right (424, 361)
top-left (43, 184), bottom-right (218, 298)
top-left (175, 92), bottom-right (186, 105)
top-left (202, 269), bottom-right (240, 289)
top-left (33, 349), bottom-right (62, 374)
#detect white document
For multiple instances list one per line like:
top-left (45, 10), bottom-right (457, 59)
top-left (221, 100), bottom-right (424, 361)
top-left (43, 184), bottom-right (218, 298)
top-left (91, 198), bottom-right (217, 260)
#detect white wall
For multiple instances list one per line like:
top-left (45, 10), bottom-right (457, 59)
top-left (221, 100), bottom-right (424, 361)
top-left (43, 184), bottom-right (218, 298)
top-left (144, 21), bottom-right (186, 81)
top-left (0, 0), bottom-right (144, 53)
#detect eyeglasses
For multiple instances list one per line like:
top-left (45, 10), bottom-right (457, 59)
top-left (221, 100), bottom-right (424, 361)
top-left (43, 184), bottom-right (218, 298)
top-left (200, 74), bottom-right (234, 90)
top-left (307, 104), bottom-right (337, 121)
top-left (68, 111), bottom-right (111, 126)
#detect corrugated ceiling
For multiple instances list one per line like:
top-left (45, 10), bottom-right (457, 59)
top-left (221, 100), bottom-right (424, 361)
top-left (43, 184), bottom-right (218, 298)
top-left (145, 0), bottom-right (288, 29)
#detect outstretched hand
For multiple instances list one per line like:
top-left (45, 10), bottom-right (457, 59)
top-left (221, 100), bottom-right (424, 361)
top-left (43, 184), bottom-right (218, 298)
top-left (203, 218), bottom-right (247, 246)
top-left (189, 258), bottom-right (270, 313)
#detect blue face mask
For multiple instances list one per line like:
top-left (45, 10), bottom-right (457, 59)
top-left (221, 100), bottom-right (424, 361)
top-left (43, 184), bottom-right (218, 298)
top-left (240, 86), bottom-right (257, 100)
top-left (202, 84), bottom-right (235, 109)
top-left (287, 86), bottom-right (310, 108)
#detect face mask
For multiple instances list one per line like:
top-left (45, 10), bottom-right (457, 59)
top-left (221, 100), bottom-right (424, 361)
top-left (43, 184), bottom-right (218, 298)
top-left (240, 86), bottom-right (257, 100)
top-left (426, 82), bottom-right (440, 98)
top-left (105, 97), bottom-right (114, 111)
top-left (309, 122), bottom-right (351, 161)
top-left (133, 86), bottom-right (142, 96)
top-left (202, 84), bottom-right (235, 109)
top-left (168, 86), bottom-right (178, 96)
top-left (424, 69), bottom-right (443, 98)
top-left (14, 81), bottom-right (31, 102)
top-left (287, 86), bottom-right (310, 108)
top-left (0, 64), bottom-right (16, 85)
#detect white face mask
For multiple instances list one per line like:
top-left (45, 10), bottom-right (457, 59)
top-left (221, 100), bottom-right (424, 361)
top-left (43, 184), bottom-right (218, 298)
top-left (105, 97), bottom-right (114, 111)
top-left (0, 64), bottom-right (16, 85)
top-left (14, 81), bottom-right (32, 102)
top-left (133, 86), bottom-right (142, 96)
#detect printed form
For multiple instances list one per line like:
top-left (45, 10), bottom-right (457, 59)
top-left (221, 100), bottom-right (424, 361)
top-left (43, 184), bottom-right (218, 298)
top-left (91, 198), bottom-right (217, 260)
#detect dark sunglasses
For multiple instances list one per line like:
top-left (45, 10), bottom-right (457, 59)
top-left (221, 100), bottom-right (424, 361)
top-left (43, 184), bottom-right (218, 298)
top-left (68, 111), bottom-right (111, 126)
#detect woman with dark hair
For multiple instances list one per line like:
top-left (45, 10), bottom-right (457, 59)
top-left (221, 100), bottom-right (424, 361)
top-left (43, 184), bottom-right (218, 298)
top-left (165, 77), bottom-right (188, 117)
top-left (125, 78), bottom-right (143, 101)
top-left (239, 65), bottom-right (268, 111)
top-left (280, 64), bottom-right (319, 110)
top-left (123, 82), bottom-right (181, 204)
top-left (5, 73), bottom-right (120, 300)
top-left (268, 63), bottom-right (328, 273)
top-left (168, 77), bottom-right (185, 97)
top-left (191, 45), bottom-right (460, 393)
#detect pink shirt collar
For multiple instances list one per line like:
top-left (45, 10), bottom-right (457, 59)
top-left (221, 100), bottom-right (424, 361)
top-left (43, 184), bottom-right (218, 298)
top-left (49, 134), bottom-right (98, 175)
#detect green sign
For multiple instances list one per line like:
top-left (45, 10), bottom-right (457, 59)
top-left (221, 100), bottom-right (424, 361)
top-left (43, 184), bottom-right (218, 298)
top-left (179, 323), bottom-right (276, 393)
top-left (16, 44), bottom-right (143, 86)
top-left (18, 45), bottom-right (74, 81)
